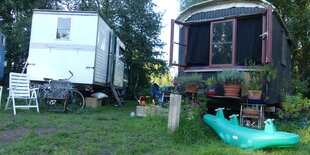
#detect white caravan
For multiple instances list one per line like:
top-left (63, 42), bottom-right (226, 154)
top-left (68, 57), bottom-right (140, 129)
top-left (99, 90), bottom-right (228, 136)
top-left (27, 9), bottom-right (125, 88)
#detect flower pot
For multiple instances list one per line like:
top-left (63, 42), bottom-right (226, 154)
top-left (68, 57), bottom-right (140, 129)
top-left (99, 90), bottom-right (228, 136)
top-left (242, 109), bottom-right (259, 116)
top-left (248, 90), bottom-right (262, 100)
top-left (205, 89), bottom-right (217, 95)
top-left (185, 84), bottom-right (199, 93)
top-left (223, 84), bottom-right (241, 97)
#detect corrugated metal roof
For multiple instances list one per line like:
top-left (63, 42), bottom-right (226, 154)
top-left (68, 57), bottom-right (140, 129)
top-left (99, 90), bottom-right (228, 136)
top-left (186, 7), bottom-right (265, 22)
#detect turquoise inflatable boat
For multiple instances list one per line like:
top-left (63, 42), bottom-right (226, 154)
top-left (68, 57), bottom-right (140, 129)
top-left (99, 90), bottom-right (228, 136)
top-left (203, 108), bottom-right (300, 150)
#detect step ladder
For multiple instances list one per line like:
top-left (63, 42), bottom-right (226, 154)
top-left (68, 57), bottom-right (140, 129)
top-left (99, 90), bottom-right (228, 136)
top-left (111, 86), bottom-right (124, 106)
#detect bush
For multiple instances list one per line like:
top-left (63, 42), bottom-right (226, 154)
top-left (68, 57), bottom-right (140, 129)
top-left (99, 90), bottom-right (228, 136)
top-left (277, 94), bottom-right (310, 120)
top-left (204, 76), bottom-right (217, 89)
top-left (175, 73), bottom-right (202, 86)
top-left (217, 68), bottom-right (245, 84)
top-left (247, 63), bottom-right (276, 90)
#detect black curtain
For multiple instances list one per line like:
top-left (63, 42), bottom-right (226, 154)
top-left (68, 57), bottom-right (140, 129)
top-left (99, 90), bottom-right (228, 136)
top-left (186, 23), bottom-right (210, 65)
top-left (236, 16), bottom-right (262, 65)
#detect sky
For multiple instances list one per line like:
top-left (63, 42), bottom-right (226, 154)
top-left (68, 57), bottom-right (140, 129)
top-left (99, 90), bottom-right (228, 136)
top-left (154, 0), bottom-right (180, 76)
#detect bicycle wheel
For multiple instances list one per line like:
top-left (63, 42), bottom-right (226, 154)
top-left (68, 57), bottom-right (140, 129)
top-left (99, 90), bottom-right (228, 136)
top-left (66, 89), bottom-right (85, 112)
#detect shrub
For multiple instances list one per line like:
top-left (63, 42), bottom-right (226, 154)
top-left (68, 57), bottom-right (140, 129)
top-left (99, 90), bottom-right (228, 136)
top-left (175, 73), bottom-right (202, 86)
top-left (217, 68), bottom-right (245, 84)
top-left (204, 76), bottom-right (217, 89)
top-left (247, 62), bottom-right (276, 90)
top-left (277, 94), bottom-right (310, 120)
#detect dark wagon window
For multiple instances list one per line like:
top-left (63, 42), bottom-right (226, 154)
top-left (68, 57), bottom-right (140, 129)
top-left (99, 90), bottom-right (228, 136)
top-left (210, 19), bottom-right (235, 65)
top-left (56, 18), bottom-right (71, 39)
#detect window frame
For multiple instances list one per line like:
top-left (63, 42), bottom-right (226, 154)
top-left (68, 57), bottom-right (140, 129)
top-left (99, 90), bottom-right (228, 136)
top-left (169, 10), bottom-right (273, 71)
top-left (209, 19), bottom-right (236, 67)
top-left (169, 19), bottom-right (189, 67)
top-left (56, 17), bottom-right (71, 40)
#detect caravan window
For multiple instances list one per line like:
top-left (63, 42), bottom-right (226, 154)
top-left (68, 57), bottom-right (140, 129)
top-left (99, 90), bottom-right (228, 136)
top-left (119, 47), bottom-right (125, 62)
top-left (56, 18), bottom-right (71, 39)
top-left (210, 19), bottom-right (235, 65)
top-left (181, 16), bottom-right (262, 69)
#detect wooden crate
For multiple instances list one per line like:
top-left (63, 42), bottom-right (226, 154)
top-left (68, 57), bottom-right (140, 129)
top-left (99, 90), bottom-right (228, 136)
top-left (86, 97), bottom-right (102, 108)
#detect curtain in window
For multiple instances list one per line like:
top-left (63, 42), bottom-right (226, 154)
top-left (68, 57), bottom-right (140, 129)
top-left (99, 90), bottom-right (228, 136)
top-left (236, 17), bottom-right (262, 65)
top-left (186, 23), bottom-right (210, 66)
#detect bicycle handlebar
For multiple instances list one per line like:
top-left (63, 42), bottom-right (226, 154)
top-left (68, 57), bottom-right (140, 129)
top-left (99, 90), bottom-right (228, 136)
top-left (67, 70), bottom-right (74, 80)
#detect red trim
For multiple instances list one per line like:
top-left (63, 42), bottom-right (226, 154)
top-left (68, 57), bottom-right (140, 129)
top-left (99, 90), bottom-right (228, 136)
top-left (169, 19), bottom-right (174, 66)
top-left (233, 18), bottom-right (237, 65)
top-left (169, 19), bottom-right (188, 67)
top-left (209, 19), bottom-right (236, 66)
top-left (182, 25), bottom-right (189, 66)
top-left (174, 20), bottom-right (190, 26)
top-left (266, 4), bottom-right (273, 63)
top-left (262, 13), bottom-right (267, 64)
top-left (185, 66), bottom-right (263, 71)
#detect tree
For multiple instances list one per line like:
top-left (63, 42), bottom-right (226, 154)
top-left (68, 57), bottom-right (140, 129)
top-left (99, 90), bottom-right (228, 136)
top-left (178, 0), bottom-right (205, 11)
top-left (75, 0), bottom-right (168, 97)
top-left (0, 0), bottom-right (59, 85)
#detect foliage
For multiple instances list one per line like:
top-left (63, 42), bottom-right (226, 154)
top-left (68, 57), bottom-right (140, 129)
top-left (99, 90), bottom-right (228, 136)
top-left (247, 62), bottom-right (276, 90)
top-left (217, 68), bottom-right (245, 84)
top-left (0, 0), bottom-right (59, 85)
top-left (106, 0), bottom-right (168, 98)
top-left (180, 94), bottom-right (207, 120)
top-left (178, 0), bottom-right (206, 11)
top-left (204, 76), bottom-right (216, 89)
top-left (277, 94), bottom-right (310, 120)
top-left (150, 70), bottom-right (174, 87)
top-left (174, 73), bottom-right (202, 86)
top-left (243, 104), bottom-right (259, 111)
top-left (291, 73), bottom-right (309, 96)
top-left (172, 94), bottom-right (209, 144)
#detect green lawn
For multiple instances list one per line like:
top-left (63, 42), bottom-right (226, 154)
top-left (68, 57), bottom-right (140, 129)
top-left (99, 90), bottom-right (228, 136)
top-left (0, 100), bottom-right (309, 155)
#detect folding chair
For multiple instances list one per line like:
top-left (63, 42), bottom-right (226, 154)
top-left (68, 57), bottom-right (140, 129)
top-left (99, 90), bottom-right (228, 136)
top-left (5, 72), bottom-right (39, 115)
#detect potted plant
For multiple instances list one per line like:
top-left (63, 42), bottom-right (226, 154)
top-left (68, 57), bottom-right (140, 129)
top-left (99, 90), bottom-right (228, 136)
top-left (247, 63), bottom-right (276, 101)
top-left (217, 68), bottom-right (245, 97)
top-left (175, 73), bottom-right (202, 93)
top-left (242, 104), bottom-right (259, 116)
top-left (204, 76), bottom-right (217, 95)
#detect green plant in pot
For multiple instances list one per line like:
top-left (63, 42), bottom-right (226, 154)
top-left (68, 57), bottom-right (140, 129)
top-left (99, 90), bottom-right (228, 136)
top-left (242, 104), bottom-right (260, 116)
top-left (247, 62), bottom-right (276, 100)
top-left (175, 73), bottom-right (202, 93)
top-left (218, 68), bottom-right (245, 97)
top-left (204, 76), bottom-right (217, 95)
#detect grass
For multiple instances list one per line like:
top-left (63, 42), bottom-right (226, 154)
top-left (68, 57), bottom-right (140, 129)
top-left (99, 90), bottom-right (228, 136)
top-left (0, 99), bottom-right (309, 154)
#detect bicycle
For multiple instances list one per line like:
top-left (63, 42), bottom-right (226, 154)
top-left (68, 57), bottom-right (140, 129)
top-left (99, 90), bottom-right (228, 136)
top-left (42, 71), bottom-right (85, 112)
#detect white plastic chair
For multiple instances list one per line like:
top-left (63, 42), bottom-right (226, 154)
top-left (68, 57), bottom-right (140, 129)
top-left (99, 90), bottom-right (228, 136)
top-left (5, 72), bottom-right (39, 115)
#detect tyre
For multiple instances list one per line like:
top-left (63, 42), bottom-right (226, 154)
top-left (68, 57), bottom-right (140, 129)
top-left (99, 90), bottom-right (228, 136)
top-left (66, 90), bottom-right (85, 112)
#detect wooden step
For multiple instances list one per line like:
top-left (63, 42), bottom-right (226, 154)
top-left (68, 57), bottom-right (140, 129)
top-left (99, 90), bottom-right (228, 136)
top-left (111, 86), bottom-right (124, 106)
